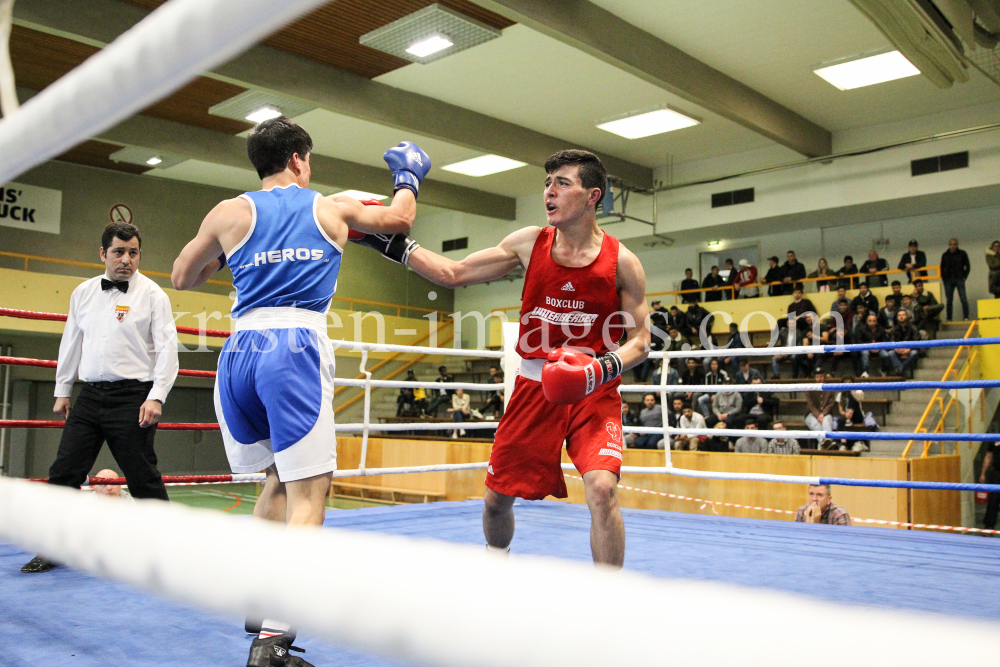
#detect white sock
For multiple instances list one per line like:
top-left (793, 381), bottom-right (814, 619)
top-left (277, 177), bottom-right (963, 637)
top-left (259, 619), bottom-right (292, 640)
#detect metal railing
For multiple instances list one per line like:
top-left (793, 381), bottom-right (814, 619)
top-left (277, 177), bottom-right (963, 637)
top-left (901, 321), bottom-right (979, 458)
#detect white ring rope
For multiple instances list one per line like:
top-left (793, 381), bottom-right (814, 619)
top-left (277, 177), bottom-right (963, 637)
top-left (1, 478), bottom-right (997, 666)
top-left (0, 0), bottom-right (335, 185)
top-left (334, 340), bottom-right (504, 358)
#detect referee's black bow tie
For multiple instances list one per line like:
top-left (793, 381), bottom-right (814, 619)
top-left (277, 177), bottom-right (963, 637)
top-left (101, 278), bottom-right (129, 293)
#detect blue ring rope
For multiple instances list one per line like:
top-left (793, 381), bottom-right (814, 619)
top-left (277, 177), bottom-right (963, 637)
top-left (821, 336), bottom-right (1000, 353)
top-left (819, 477), bottom-right (1000, 492)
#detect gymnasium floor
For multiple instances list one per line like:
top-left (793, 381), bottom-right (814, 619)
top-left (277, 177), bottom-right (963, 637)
top-left (2, 499), bottom-right (999, 666)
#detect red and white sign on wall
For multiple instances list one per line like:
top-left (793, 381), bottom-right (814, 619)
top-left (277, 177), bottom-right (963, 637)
top-left (109, 204), bottom-right (133, 225)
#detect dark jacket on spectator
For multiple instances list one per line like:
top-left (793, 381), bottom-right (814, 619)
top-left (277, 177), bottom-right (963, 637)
top-left (940, 248), bottom-right (971, 281)
top-left (680, 277), bottom-right (701, 302)
top-left (649, 308), bottom-right (667, 350)
top-left (897, 250), bottom-right (927, 282)
top-left (851, 292), bottom-right (879, 315)
top-left (666, 310), bottom-right (688, 333)
top-left (889, 321), bottom-right (919, 343)
top-left (837, 264), bottom-right (861, 290)
top-left (853, 322), bottom-right (887, 345)
top-left (685, 303), bottom-right (711, 338)
top-left (764, 265), bottom-right (784, 297)
top-left (787, 298), bottom-right (817, 323)
top-left (781, 261), bottom-right (806, 294)
top-left (681, 367), bottom-right (706, 386)
top-left (702, 273), bottom-right (726, 302)
top-left (622, 408), bottom-right (641, 429)
top-left (704, 368), bottom-right (730, 386)
top-left (733, 367), bottom-right (763, 384)
top-left (860, 257), bottom-right (889, 287)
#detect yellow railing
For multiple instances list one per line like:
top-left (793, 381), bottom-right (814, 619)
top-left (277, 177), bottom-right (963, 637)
top-left (901, 321), bottom-right (978, 458)
top-left (0, 249), bottom-right (450, 318)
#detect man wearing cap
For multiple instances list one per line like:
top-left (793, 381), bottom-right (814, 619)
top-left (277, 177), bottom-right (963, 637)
top-left (734, 258), bottom-right (758, 298)
top-left (763, 256), bottom-right (783, 297)
top-left (897, 240), bottom-right (927, 283)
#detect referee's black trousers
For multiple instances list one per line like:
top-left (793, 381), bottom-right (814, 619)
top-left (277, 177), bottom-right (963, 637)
top-left (47, 381), bottom-right (169, 500)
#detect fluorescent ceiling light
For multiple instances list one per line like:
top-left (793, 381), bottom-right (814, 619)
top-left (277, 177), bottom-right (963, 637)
top-left (336, 190), bottom-right (388, 201)
top-left (442, 155), bottom-right (527, 177)
top-left (597, 107), bottom-right (700, 139)
top-left (245, 107), bottom-right (283, 123)
top-left (813, 50), bottom-right (919, 90)
top-left (145, 156), bottom-right (162, 166)
top-left (406, 35), bottom-right (453, 58)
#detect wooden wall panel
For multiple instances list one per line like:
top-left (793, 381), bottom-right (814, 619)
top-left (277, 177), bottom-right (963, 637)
top-left (56, 140), bottom-right (151, 175)
top-left (812, 456), bottom-right (908, 526)
top-left (909, 455), bottom-right (962, 530)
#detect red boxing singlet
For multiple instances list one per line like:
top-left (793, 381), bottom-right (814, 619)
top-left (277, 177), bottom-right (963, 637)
top-left (515, 227), bottom-right (624, 359)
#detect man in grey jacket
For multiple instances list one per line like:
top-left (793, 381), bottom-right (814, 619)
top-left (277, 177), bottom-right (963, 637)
top-left (708, 381), bottom-right (743, 428)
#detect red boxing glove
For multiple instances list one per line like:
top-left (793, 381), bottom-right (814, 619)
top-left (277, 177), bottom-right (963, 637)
top-left (542, 348), bottom-right (623, 405)
top-left (347, 199), bottom-right (386, 242)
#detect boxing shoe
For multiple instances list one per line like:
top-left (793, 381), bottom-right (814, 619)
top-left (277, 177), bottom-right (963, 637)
top-left (383, 142), bottom-right (430, 198)
top-left (21, 555), bottom-right (59, 573)
top-left (247, 635), bottom-right (313, 667)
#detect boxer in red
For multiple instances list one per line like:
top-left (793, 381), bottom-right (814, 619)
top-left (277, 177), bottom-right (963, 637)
top-left (350, 150), bottom-right (650, 568)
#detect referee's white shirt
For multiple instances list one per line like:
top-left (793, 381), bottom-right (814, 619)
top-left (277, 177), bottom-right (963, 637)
top-left (54, 271), bottom-right (179, 403)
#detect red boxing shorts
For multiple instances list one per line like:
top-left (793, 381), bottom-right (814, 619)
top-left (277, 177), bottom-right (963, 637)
top-left (487, 373), bottom-right (623, 500)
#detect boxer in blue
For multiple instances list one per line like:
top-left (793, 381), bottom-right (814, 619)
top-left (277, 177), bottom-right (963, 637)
top-left (171, 116), bottom-right (430, 667)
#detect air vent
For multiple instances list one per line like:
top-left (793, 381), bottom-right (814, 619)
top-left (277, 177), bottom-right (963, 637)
top-left (711, 187), bottom-right (754, 208)
top-left (911, 151), bottom-right (968, 176)
top-left (442, 237), bottom-right (468, 252)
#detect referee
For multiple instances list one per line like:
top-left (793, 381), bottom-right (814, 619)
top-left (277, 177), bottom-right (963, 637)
top-left (21, 222), bottom-right (179, 573)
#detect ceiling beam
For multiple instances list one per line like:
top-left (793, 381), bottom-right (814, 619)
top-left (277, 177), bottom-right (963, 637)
top-left (13, 0), bottom-right (653, 188)
top-left (468, 0), bottom-right (832, 158)
top-left (98, 116), bottom-right (517, 219)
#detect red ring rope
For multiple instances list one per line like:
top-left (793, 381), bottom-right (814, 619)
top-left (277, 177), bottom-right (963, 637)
top-left (1, 419), bottom-right (219, 430)
top-left (27, 474), bottom-right (251, 485)
top-left (0, 356), bottom-right (216, 378)
top-left (0, 307), bottom-right (231, 338)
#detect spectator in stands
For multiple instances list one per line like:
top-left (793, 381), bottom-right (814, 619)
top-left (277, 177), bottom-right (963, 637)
top-left (396, 372), bottom-right (417, 417)
top-left (703, 265), bottom-right (726, 302)
top-left (665, 326), bottom-right (687, 353)
top-left (426, 366), bottom-right (455, 416)
top-left (786, 286), bottom-right (817, 327)
top-left (650, 359), bottom-right (679, 387)
top-left (685, 301), bottom-right (712, 347)
top-left (733, 356), bottom-right (762, 384)
top-left (723, 258), bottom-right (738, 299)
top-left (912, 280), bottom-right (943, 337)
top-left (447, 388), bottom-right (471, 438)
top-left (853, 313), bottom-right (886, 378)
top-left (823, 311), bottom-right (850, 372)
top-left (764, 256), bottom-right (783, 297)
top-left (480, 373), bottom-right (505, 417)
top-left (634, 393), bottom-right (664, 450)
top-left (707, 380), bottom-right (743, 428)
top-left (834, 378), bottom-right (871, 452)
top-left (636, 300), bottom-right (668, 382)
top-left (940, 238), bottom-right (971, 320)
top-left (881, 309), bottom-right (920, 375)
top-left (979, 439), bottom-right (1000, 530)
top-left (877, 295), bottom-right (899, 329)
top-left (851, 282), bottom-right (879, 315)
top-left (890, 280), bottom-right (904, 304)
top-left (698, 358), bottom-right (730, 414)
top-left (765, 421), bottom-right (800, 455)
top-left (770, 319), bottom-right (811, 379)
top-left (986, 241), bottom-right (1000, 297)
top-left (721, 323), bottom-right (745, 376)
top-left (795, 313), bottom-right (823, 377)
top-left (837, 255), bottom-right (861, 290)
top-left (667, 305), bottom-right (688, 340)
top-left (680, 267), bottom-right (700, 302)
top-left (805, 371), bottom-right (835, 446)
top-left (860, 249), bottom-right (889, 288)
top-left (899, 294), bottom-right (919, 334)
top-left (734, 420), bottom-right (768, 453)
top-left (898, 240), bottom-right (927, 283)
top-left (853, 302), bottom-right (870, 335)
top-left (735, 259), bottom-right (759, 298)
top-left (830, 299), bottom-right (854, 333)
top-left (795, 484), bottom-right (851, 525)
top-left (621, 401), bottom-right (640, 448)
top-left (704, 421), bottom-right (735, 452)
top-left (781, 251), bottom-right (806, 295)
top-left (808, 258), bottom-right (836, 292)
top-left (745, 376), bottom-right (779, 428)
top-left (825, 287), bottom-right (848, 319)
top-left (667, 396), bottom-right (684, 428)
top-left (676, 402), bottom-right (707, 450)
top-left (487, 365), bottom-right (500, 382)
top-left (680, 358), bottom-right (705, 387)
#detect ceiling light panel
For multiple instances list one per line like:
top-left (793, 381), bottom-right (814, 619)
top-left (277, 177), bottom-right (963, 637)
top-left (442, 155), bottom-right (527, 177)
top-left (109, 146), bottom-right (186, 169)
top-left (813, 50), bottom-right (920, 90)
top-left (360, 4), bottom-right (501, 64)
top-left (209, 90), bottom-right (315, 123)
top-left (597, 107), bottom-right (700, 139)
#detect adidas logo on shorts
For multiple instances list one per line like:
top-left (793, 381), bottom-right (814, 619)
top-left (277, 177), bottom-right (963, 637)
top-left (488, 464), bottom-right (494, 475)
top-left (561, 282), bottom-right (575, 291)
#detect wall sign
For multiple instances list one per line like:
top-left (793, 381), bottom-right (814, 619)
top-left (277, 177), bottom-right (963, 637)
top-left (0, 182), bottom-right (62, 234)
top-left (110, 203), bottom-right (133, 225)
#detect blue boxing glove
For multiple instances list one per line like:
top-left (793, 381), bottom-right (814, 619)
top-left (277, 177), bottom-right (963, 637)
top-left (383, 142), bottom-right (431, 198)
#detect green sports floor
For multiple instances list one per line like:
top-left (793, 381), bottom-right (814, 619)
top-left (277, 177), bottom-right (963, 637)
top-left (165, 483), bottom-right (385, 514)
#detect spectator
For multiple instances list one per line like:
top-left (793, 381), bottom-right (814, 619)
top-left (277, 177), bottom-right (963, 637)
top-left (781, 251), bottom-right (806, 295)
top-left (634, 393), bottom-right (664, 450)
top-left (786, 286), bottom-right (817, 327)
top-left (795, 484), bottom-right (851, 525)
top-left (912, 280), bottom-right (943, 337)
top-left (824, 286), bottom-right (848, 319)
top-left (447, 388), bottom-right (471, 438)
top-left (665, 326), bottom-right (687, 353)
top-left (890, 280), bottom-right (904, 304)
top-left (853, 302), bottom-right (870, 333)
top-left (805, 371), bottom-right (835, 445)
top-left (698, 358), bottom-right (730, 414)
top-left (987, 241), bottom-right (1000, 297)
top-left (764, 256), bottom-right (783, 297)
top-left (823, 312), bottom-right (850, 371)
top-left (837, 255), bottom-right (861, 290)
top-left (91, 468), bottom-right (131, 499)
top-left (621, 401), bottom-right (640, 448)
top-left (666, 305), bottom-right (688, 340)
top-left (734, 420), bottom-right (768, 453)
top-left (735, 258), bottom-right (759, 298)
top-left (733, 356), bottom-right (762, 384)
top-left (881, 309), bottom-right (920, 376)
top-left (898, 239), bottom-right (927, 283)
top-left (830, 299), bottom-right (854, 334)
top-left (765, 421), bottom-right (800, 455)
top-left (707, 381), bottom-right (743, 428)
top-left (650, 359), bottom-right (679, 387)
top-left (877, 295), bottom-right (899, 329)
top-left (745, 376), bottom-right (779, 428)
top-left (808, 258), bottom-right (836, 292)
top-left (721, 323), bottom-right (745, 375)
top-left (703, 265), bottom-right (726, 302)
top-left (834, 378), bottom-right (871, 452)
top-left (703, 421), bottom-right (735, 452)
top-left (940, 238), bottom-right (971, 320)
top-left (685, 301), bottom-right (712, 347)
top-left (796, 313), bottom-right (823, 377)
top-left (979, 440), bottom-right (1000, 530)
top-left (723, 258), bottom-right (738, 299)
top-left (860, 249), bottom-right (889, 288)
top-left (679, 358), bottom-right (705, 409)
top-left (396, 383), bottom-right (416, 417)
top-left (667, 396), bottom-right (685, 428)
top-left (676, 402), bottom-right (707, 450)
top-left (899, 294), bottom-right (920, 335)
top-left (480, 373), bottom-right (505, 417)
top-left (636, 300), bottom-right (668, 383)
top-left (851, 283), bottom-right (879, 315)
top-left (680, 268), bottom-right (700, 302)
top-left (853, 313), bottom-right (886, 378)
top-left (771, 319), bottom-right (814, 379)
top-left (426, 365), bottom-right (455, 416)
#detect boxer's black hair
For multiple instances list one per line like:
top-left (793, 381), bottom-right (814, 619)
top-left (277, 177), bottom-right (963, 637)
top-left (544, 149), bottom-right (606, 205)
top-left (102, 222), bottom-right (141, 252)
top-left (247, 116), bottom-right (313, 179)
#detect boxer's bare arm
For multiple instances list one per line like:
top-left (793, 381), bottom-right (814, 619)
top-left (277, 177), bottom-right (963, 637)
top-left (171, 197), bottom-right (252, 290)
top-left (407, 226), bottom-right (541, 288)
top-left (613, 247), bottom-right (651, 371)
top-left (321, 189), bottom-right (416, 246)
